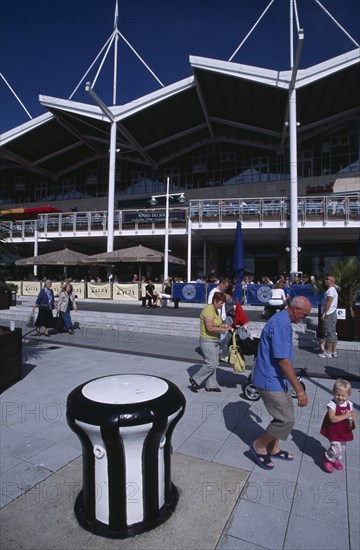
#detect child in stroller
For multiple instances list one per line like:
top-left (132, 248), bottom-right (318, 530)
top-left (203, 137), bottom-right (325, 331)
top-left (231, 302), bottom-right (306, 401)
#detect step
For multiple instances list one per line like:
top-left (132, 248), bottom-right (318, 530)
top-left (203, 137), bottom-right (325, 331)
top-left (0, 307), bottom-right (200, 338)
top-left (1, 306), bottom-right (314, 345)
top-left (2, 305), bottom-right (357, 350)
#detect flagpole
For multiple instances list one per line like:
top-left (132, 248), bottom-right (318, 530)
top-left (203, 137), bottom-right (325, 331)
top-left (113, 0), bottom-right (119, 105)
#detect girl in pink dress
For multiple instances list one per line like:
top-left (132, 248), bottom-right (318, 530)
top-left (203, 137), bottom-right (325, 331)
top-left (320, 379), bottom-right (356, 473)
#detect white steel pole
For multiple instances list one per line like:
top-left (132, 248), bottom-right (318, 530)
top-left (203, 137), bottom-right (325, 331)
top-left (113, 32), bottom-right (119, 105)
top-left (187, 218), bottom-right (192, 282)
top-left (164, 177), bottom-right (170, 280)
top-left (203, 240), bottom-right (207, 277)
top-left (289, 0), bottom-right (298, 275)
top-left (33, 222), bottom-right (38, 277)
top-left (107, 121), bottom-right (117, 252)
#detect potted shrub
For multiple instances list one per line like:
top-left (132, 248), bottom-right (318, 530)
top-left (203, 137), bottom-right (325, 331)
top-left (0, 222), bottom-right (19, 308)
top-left (315, 257), bottom-right (360, 341)
top-left (0, 326), bottom-right (22, 390)
top-left (0, 281), bottom-right (18, 310)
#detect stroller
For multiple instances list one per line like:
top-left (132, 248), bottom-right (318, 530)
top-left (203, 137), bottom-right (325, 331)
top-left (233, 331), bottom-right (306, 401)
top-left (231, 330), bottom-right (261, 401)
top-left (230, 302), bottom-right (306, 401)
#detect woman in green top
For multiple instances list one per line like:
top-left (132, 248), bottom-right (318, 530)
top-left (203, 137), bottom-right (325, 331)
top-left (189, 291), bottom-right (232, 392)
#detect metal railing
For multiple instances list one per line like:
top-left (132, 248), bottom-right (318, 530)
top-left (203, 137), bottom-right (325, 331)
top-left (3, 194), bottom-right (359, 238)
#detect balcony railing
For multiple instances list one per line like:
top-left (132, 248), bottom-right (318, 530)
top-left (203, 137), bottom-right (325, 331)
top-left (3, 194), bottom-right (359, 238)
top-left (189, 195), bottom-right (359, 225)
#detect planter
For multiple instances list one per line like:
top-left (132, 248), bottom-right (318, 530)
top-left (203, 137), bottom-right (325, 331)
top-left (0, 327), bottom-right (22, 390)
top-left (10, 291), bottom-right (17, 306)
top-left (0, 293), bottom-right (10, 310)
top-left (317, 305), bottom-right (360, 341)
top-left (335, 306), bottom-right (360, 341)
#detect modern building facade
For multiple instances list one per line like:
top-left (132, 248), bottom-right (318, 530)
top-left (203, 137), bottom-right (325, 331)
top-left (1, 3), bottom-right (359, 281)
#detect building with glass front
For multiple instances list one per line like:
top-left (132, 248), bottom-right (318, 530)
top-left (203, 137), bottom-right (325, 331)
top-left (1, 7), bottom-right (359, 281)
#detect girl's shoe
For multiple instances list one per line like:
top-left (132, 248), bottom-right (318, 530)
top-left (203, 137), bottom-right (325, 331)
top-left (322, 455), bottom-right (334, 473)
top-left (333, 459), bottom-right (343, 470)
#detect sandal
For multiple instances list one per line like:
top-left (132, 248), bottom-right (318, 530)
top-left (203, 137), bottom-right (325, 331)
top-left (249, 444), bottom-right (274, 470)
top-left (269, 450), bottom-right (294, 461)
top-left (189, 377), bottom-right (200, 393)
top-left (205, 387), bottom-right (222, 392)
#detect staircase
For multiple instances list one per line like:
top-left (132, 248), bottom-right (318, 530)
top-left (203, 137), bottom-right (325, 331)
top-left (0, 298), bottom-right (325, 348)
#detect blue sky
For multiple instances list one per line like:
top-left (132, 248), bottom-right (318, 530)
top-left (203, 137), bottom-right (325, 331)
top-left (0, 0), bottom-right (359, 134)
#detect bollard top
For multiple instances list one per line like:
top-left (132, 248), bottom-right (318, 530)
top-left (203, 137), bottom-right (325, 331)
top-left (82, 374), bottom-right (169, 404)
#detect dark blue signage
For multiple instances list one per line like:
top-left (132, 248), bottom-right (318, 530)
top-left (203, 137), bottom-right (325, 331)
top-left (172, 283), bottom-right (206, 302)
top-left (246, 285), bottom-right (273, 305)
top-left (289, 284), bottom-right (323, 306)
top-left (246, 284), bottom-right (323, 306)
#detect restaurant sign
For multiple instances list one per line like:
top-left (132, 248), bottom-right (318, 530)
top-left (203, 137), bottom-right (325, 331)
top-left (123, 211), bottom-right (186, 224)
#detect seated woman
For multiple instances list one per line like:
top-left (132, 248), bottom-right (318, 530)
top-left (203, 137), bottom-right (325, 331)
top-left (154, 280), bottom-right (172, 308)
top-left (264, 281), bottom-right (288, 317)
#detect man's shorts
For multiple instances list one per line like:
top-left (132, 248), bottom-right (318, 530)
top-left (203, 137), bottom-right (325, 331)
top-left (323, 311), bottom-right (337, 344)
top-left (260, 390), bottom-right (295, 440)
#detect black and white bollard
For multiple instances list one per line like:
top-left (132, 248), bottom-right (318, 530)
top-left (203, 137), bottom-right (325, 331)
top-left (66, 374), bottom-right (185, 538)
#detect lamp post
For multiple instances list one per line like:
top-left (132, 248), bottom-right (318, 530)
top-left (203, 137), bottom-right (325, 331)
top-left (150, 177), bottom-right (185, 280)
top-left (286, 245), bottom-right (301, 281)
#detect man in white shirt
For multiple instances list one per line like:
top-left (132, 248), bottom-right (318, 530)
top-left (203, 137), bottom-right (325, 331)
top-left (319, 275), bottom-right (338, 359)
top-left (207, 278), bottom-right (229, 320)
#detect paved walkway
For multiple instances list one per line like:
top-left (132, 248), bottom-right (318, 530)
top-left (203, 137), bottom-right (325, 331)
top-left (0, 313), bottom-right (359, 549)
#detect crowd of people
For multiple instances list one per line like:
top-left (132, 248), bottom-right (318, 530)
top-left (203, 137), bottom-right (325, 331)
top-left (26, 267), bottom-right (355, 474)
top-left (189, 272), bottom-right (355, 474)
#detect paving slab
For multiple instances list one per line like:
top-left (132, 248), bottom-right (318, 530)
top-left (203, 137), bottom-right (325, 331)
top-left (283, 513), bottom-right (350, 550)
top-left (0, 453), bottom-right (248, 550)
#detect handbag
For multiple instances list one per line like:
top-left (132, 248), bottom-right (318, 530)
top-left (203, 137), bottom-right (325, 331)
top-left (26, 311), bottom-right (35, 327)
top-left (53, 313), bottom-right (64, 331)
top-left (229, 332), bottom-right (246, 373)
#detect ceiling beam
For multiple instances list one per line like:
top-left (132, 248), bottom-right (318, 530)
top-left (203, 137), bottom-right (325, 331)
top-left (34, 142), bottom-right (84, 165)
top-left (144, 123), bottom-right (208, 151)
top-left (117, 121), bottom-right (158, 169)
top-left (210, 116), bottom-right (282, 138)
top-left (157, 132), bottom-right (279, 165)
top-left (56, 115), bottom-right (105, 156)
top-left (56, 154), bottom-right (103, 177)
top-left (191, 69), bottom-right (215, 139)
top-left (0, 148), bottom-right (56, 179)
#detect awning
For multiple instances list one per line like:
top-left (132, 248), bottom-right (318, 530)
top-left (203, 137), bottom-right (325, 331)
top-left (0, 206), bottom-right (63, 220)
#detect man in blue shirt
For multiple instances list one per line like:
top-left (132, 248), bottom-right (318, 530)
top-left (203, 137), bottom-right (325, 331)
top-left (250, 296), bottom-right (311, 470)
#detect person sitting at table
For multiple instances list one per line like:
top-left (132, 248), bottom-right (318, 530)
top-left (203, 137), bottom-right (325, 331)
top-left (263, 281), bottom-right (288, 318)
top-left (145, 279), bottom-right (156, 308)
top-left (154, 280), bottom-right (172, 308)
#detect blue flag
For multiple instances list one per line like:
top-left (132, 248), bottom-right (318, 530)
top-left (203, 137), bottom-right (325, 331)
top-left (233, 221), bottom-right (245, 283)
